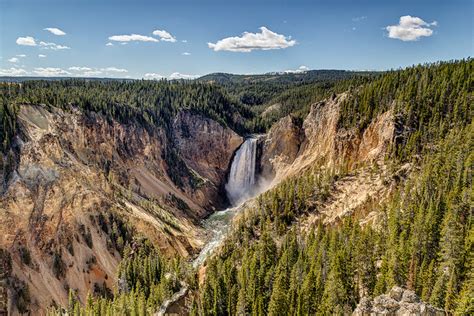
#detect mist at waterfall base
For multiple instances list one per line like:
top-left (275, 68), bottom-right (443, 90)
top-left (192, 137), bottom-right (270, 268)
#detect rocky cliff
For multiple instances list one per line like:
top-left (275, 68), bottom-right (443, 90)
top-left (353, 286), bottom-right (445, 315)
top-left (172, 111), bottom-right (243, 210)
top-left (0, 104), bottom-right (241, 315)
top-left (260, 93), bottom-right (397, 224)
top-left (261, 93), bottom-right (395, 181)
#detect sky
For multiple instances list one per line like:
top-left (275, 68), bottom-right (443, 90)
top-left (0, 0), bottom-right (472, 79)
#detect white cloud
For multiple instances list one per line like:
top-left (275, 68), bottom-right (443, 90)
top-left (143, 73), bottom-right (165, 80)
top-left (39, 41), bottom-right (71, 50)
top-left (69, 66), bottom-right (128, 76)
top-left (144, 72), bottom-right (198, 80)
top-left (152, 29), bottom-right (177, 42)
top-left (208, 26), bottom-right (296, 52)
top-left (38, 54), bottom-right (47, 58)
top-left (44, 27), bottom-right (66, 36)
top-left (182, 52), bottom-right (191, 56)
top-left (386, 15), bottom-right (437, 41)
top-left (16, 36), bottom-right (37, 46)
top-left (108, 34), bottom-right (159, 42)
top-left (33, 67), bottom-right (71, 77)
top-left (283, 65), bottom-right (309, 73)
top-left (16, 54), bottom-right (26, 58)
top-left (8, 57), bottom-right (19, 63)
top-left (102, 67), bottom-right (128, 73)
top-left (69, 66), bottom-right (92, 71)
top-left (0, 67), bottom-right (28, 76)
top-left (106, 42), bottom-right (114, 46)
top-left (181, 40), bottom-right (188, 43)
top-left (169, 72), bottom-right (199, 80)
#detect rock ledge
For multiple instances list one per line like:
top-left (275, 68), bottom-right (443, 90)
top-left (353, 286), bottom-right (444, 315)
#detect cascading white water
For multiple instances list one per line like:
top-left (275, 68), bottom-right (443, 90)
top-left (225, 138), bottom-right (257, 205)
top-left (163, 138), bottom-right (262, 312)
top-left (191, 138), bottom-right (258, 268)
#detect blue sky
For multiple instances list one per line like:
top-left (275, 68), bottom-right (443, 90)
top-left (1, 0), bottom-right (472, 78)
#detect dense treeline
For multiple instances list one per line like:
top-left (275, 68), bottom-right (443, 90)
top-left (190, 60), bottom-right (473, 315)
top-left (0, 79), bottom-right (260, 188)
top-left (338, 59), bottom-right (473, 160)
top-left (0, 95), bottom-right (19, 153)
top-left (254, 76), bottom-right (373, 129)
top-left (0, 79), bottom-right (254, 154)
top-left (49, 239), bottom-right (193, 315)
top-left (207, 70), bottom-right (377, 129)
top-left (192, 122), bottom-right (473, 315)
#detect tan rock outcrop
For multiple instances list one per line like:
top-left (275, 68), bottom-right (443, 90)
top-left (261, 93), bottom-right (394, 183)
top-left (172, 111), bottom-right (243, 209)
top-left (260, 115), bottom-right (303, 180)
top-left (353, 286), bottom-right (445, 315)
top-left (0, 105), bottom-right (241, 314)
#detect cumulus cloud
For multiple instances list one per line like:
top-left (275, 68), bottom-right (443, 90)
top-left (8, 57), bottom-right (19, 63)
top-left (106, 42), bottom-right (114, 46)
top-left (284, 65), bottom-right (309, 73)
top-left (69, 66), bottom-right (92, 71)
top-left (0, 67), bottom-right (28, 76)
top-left (68, 67), bottom-right (101, 77)
top-left (16, 36), bottom-right (37, 46)
top-left (386, 15), bottom-right (437, 41)
top-left (68, 66), bottom-right (128, 77)
top-left (144, 72), bottom-right (198, 80)
top-left (39, 41), bottom-right (71, 50)
top-left (143, 73), bottom-right (165, 80)
top-left (208, 27), bottom-right (296, 52)
top-left (108, 34), bottom-right (159, 42)
top-left (33, 67), bottom-right (71, 77)
top-left (169, 72), bottom-right (199, 80)
top-left (44, 27), bottom-right (66, 36)
top-left (182, 52), bottom-right (191, 56)
top-left (102, 67), bottom-right (128, 73)
top-left (38, 54), bottom-right (47, 58)
top-left (152, 29), bottom-right (177, 42)
top-left (16, 54), bottom-right (26, 58)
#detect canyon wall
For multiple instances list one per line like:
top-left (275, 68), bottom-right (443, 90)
top-left (0, 104), bottom-right (241, 314)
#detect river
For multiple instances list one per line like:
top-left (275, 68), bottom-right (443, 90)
top-left (157, 137), bottom-right (260, 315)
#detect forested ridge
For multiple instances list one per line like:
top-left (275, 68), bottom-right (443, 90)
top-left (192, 122), bottom-right (473, 315)
top-left (189, 59), bottom-right (473, 315)
top-left (0, 79), bottom-right (253, 154)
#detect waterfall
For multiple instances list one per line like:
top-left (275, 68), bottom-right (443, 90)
top-left (225, 138), bottom-right (257, 205)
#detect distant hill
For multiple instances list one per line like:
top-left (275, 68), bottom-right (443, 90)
top-left (198, 69), bottom-right (378, 85)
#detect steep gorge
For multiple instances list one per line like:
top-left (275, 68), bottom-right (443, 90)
top-left (0, 93), bottom-right (404, 315)
top-left (0, 59), bottom-right (471, 315)
top-left (0, 104), bottom-right (242, 314)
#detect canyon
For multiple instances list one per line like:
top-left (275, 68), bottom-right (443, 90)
top-left (1, 91), bottom-right (398, 314)
top-left (0, 59), bottom-right (471, 315)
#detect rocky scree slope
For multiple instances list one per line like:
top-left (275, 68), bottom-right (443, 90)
top-left (259, 93), bottom-right (398, 225)
top-left (0, 104), bottom-right (242, 314)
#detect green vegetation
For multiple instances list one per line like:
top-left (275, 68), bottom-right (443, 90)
top-left (193, 122), bottom-right (473, 315)
top-left (3, 59), bottom-right (472, 314)
top-left (338, 59), bottom-right (473, 160)
top-left (190, 59), bottom-right (473, 314)
top-left (50, 239), bottom-right (193, 316)
top-left (0, 79), bottom-right (258, 188)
